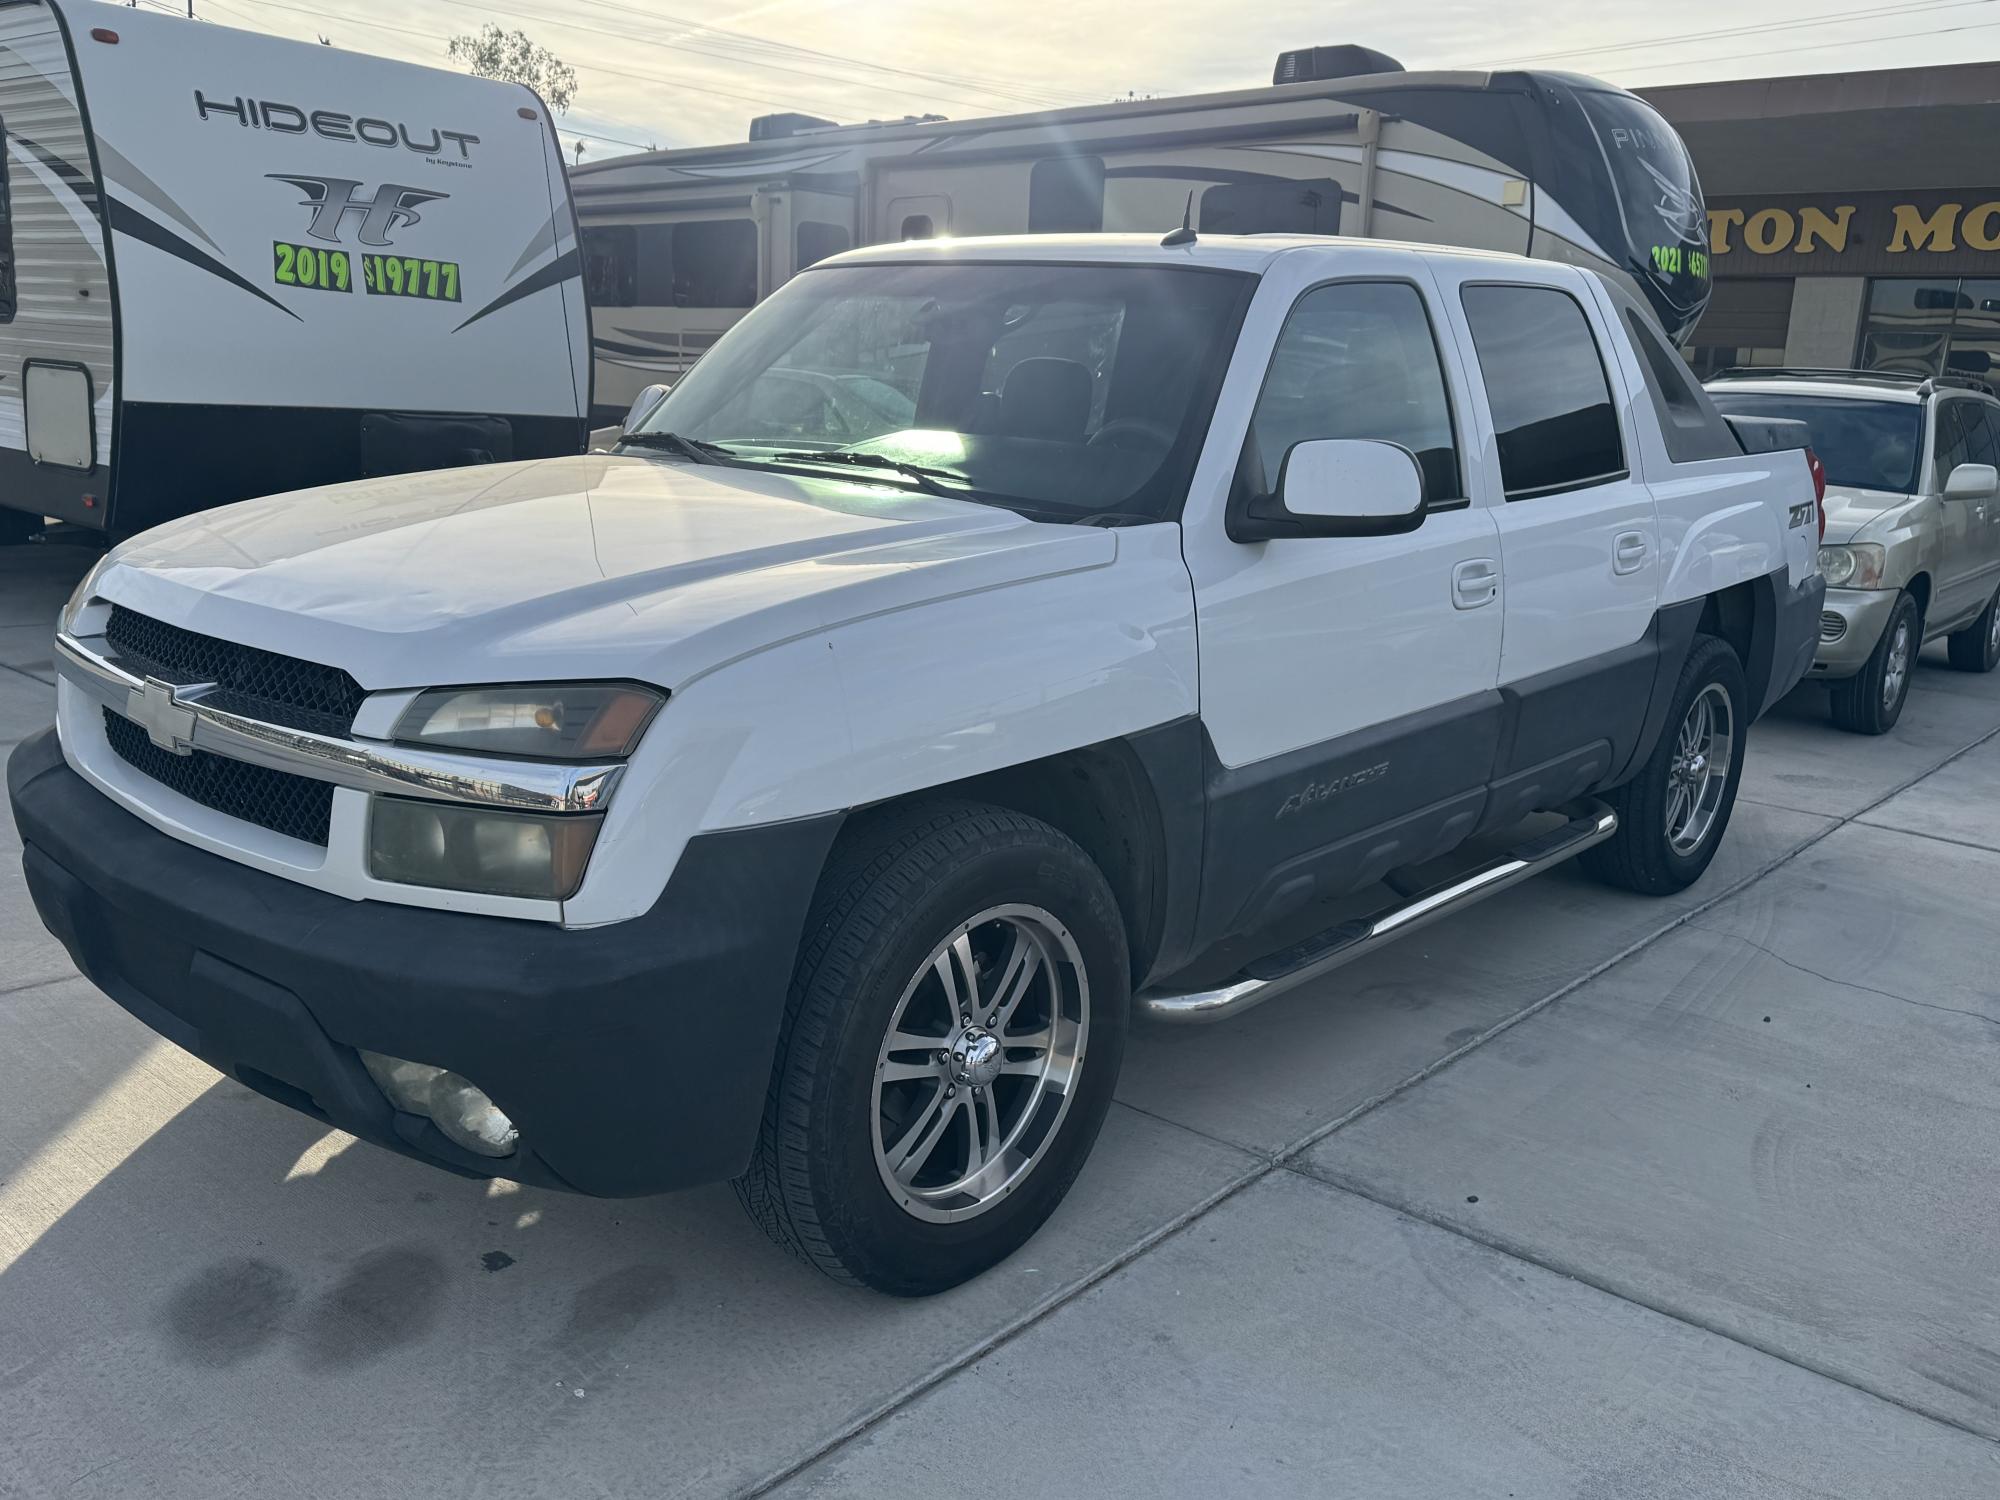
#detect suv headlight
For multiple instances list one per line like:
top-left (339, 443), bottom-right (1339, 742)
top-left (393, 683), bottom-right (663, 759)
top-left (374, 681), bottom-right (663, 899)
top-left (369, 798), bottom-right (603, 900)
top-left (1818, 543), bottom-right (1886, 589)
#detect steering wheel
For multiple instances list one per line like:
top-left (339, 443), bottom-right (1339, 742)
top-left (1089, 418), bottom-right (1176, 451)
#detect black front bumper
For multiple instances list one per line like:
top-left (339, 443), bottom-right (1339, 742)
top-left (7, 728), bottom-right (841, 1196)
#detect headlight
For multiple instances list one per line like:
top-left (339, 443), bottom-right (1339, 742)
top-left (1817, 543), bottom-right (1886, 589)
top-left (368, 797), bottom-right (602, 900)
top-left (393, 682), bottom-right (663, 759)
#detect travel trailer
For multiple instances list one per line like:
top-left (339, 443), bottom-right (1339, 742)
top-left (571, 47), bottom-right (1711, 422)
top-left (0, 0), bottom-right (590, 544)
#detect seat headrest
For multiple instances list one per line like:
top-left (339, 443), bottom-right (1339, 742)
top-left (997, 357), bottom-right (1092, 442)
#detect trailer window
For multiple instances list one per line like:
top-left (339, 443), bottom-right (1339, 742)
top-left (1029, 157), bottom-right (1105, 234)
top-left (673, 219), bottom-right (758, 307)
top-left (582, 225), bottom-right (635, 308)
top-left (797, 221), bottom-right (851, 271)
top-left (612, 219), bottom-right (758, 309)
top-left (1200, 179), bottom-right (1341, 236)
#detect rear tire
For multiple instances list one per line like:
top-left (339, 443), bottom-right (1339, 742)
top-left (1583, 635), bottom-right (1747, 896)
top-left (1830, 591), bottom-right (1919, 734)
top-left (734, 799), bottom-right (1129, 1296)
top-left (1946, 586), bottom-right (2000, 673)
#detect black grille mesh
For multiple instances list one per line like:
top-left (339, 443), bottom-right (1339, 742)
top-left (106, 606), bottom-right (365, 736)
top-left (104, 707), bottom-right (335, 847)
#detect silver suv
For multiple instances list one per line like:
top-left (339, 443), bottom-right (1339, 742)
top-left (1708, 370), bottom-right (2000, 734)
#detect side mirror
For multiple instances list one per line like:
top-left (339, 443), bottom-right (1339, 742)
top-left (1231, 438), bottom-right (1427, 542)
top-left (622, 383), bottom-right (670, 438)
top-left (1945, 462), bottom-right (1999, 501)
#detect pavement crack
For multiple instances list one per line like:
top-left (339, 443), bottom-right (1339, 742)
top-left (1693, 927), bottom-right (2000, 1029)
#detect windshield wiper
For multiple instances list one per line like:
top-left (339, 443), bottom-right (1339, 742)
top-left (759, 449), bottom-right (968, 498)
top-left (617, 430), bottom-right (738, 464)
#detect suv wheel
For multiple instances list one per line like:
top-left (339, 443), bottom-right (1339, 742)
top-left (1946, 586), bottom-right (2000, 674)
top-left (1583, 635), bottom-right (1747, 896)
top-left (1830, 591), bottom-right (1919, 734)
top-left (734, 800), bottom-right (1128, 1295)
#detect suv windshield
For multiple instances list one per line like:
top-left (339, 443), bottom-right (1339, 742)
top-left (636, 260), bottom-right (1250, 522)
top-left (1707, 393), bottom-right (1924, 495)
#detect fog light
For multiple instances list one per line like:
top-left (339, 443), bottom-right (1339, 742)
top-left (360, 1050), bottom-right (519, 1159)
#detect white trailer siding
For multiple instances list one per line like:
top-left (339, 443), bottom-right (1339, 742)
top-left (0, 1), bottom-right (112, 472)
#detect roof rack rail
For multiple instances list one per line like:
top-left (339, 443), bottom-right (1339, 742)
top-left (1709, 366), bottom-right (1930, 386)
top-left (1930, 371), bottom-right (1995, 393)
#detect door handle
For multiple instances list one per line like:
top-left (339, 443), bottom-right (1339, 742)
top-left (1452, 558), bottom-right (1499, 610)
top-left (1613, 531), bottom-right (1650, 575)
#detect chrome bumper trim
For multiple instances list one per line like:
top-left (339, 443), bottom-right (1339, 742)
top-left (55, 631), bottom-right (624, 815)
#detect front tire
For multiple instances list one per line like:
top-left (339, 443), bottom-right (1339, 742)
top-left (1946, 586), bottom-right (2000, 674)
top-left (734, 800), bottom-right (1129, 1296)
top-left (1830, 591), bottom-right (1919, 734)
top-left (1583, 635), bottom-right (1748, 896)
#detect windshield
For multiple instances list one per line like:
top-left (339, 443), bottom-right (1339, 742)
top-left (1572, 89), bottom-right (1709, 343)
top-left (1709, 393), bottom-right (1923, 494)
top-left (636, 260), bottom-right (1250, 522)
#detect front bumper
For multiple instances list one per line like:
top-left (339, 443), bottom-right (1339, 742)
top-left (1810, 586), bottom-right (1901, 678)
top-left (8, 728), bottom-right (841, 1196)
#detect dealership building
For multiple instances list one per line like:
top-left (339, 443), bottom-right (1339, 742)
top-left (1639, 60), bottom-right (2000, 381)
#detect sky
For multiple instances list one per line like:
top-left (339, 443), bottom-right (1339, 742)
top-left (166, 0), bottom-right (2000, 162)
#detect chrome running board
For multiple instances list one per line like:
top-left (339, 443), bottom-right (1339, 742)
top-left (1137, 801), bottom-right (1619, 1025)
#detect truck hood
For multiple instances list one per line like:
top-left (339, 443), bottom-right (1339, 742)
top-left (1821, 486), bottom-right (1917, 546)
top-left (93, 454), bottom-right (1119, 690)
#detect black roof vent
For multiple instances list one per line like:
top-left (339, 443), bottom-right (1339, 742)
top-left (748, 111), bottom-right (837, 141)
top-left (1273, 45), bottom-right (1404, 86)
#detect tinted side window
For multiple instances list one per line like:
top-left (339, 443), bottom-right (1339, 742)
top-left (1028, 156), bottom-right (1105, 233)
top-left (1966, 403), bottom-right (2000, 470)
top-left (796, 220), bottom-right (851, 272)
top-left (672, 219), bottom-right (757, 308)
top-left (1242, 280), bottom-right (1461, 507)
top-left (1462, 284), bottom-right (1625, 499)
top-left (581, 225), bottom-right (634, 308)
top-left (1934, 400), bottom-right (1974, 486)
top-left (1622, 307), bottom-right (1736, 463)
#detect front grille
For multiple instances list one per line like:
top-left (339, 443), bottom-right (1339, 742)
top-left (104, 707), bottom-right (335, 846)
top-left (106, 605), bottom-right (365, 736)
top-left (1820, 610), bottom-right (1847, 643)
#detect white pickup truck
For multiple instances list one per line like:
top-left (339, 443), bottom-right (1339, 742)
top-left (9, 234), bottom-right (1824, 1294)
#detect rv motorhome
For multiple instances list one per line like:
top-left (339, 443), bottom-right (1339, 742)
top-left (570, 46), bottom-right (1711, 424)
top-left (0, 0), bottom-right (590, 544)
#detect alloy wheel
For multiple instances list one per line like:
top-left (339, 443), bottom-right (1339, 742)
top-left (1666, 683), bottom-right (1735, 857)
top-left (870, 905), bottom-right (1089, 1224)
top-left (1883, 617), bottom-right (1913, 712)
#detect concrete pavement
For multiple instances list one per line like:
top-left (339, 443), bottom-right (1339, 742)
top-left (3, 541), bottom-right (1997, 1497)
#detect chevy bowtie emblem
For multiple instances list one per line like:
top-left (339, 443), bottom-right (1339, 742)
top-left (127, 678), bottom-right (199, 756)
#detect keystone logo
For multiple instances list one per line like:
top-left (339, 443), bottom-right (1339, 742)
top-left (268, 175), bottom-right (448, 246)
